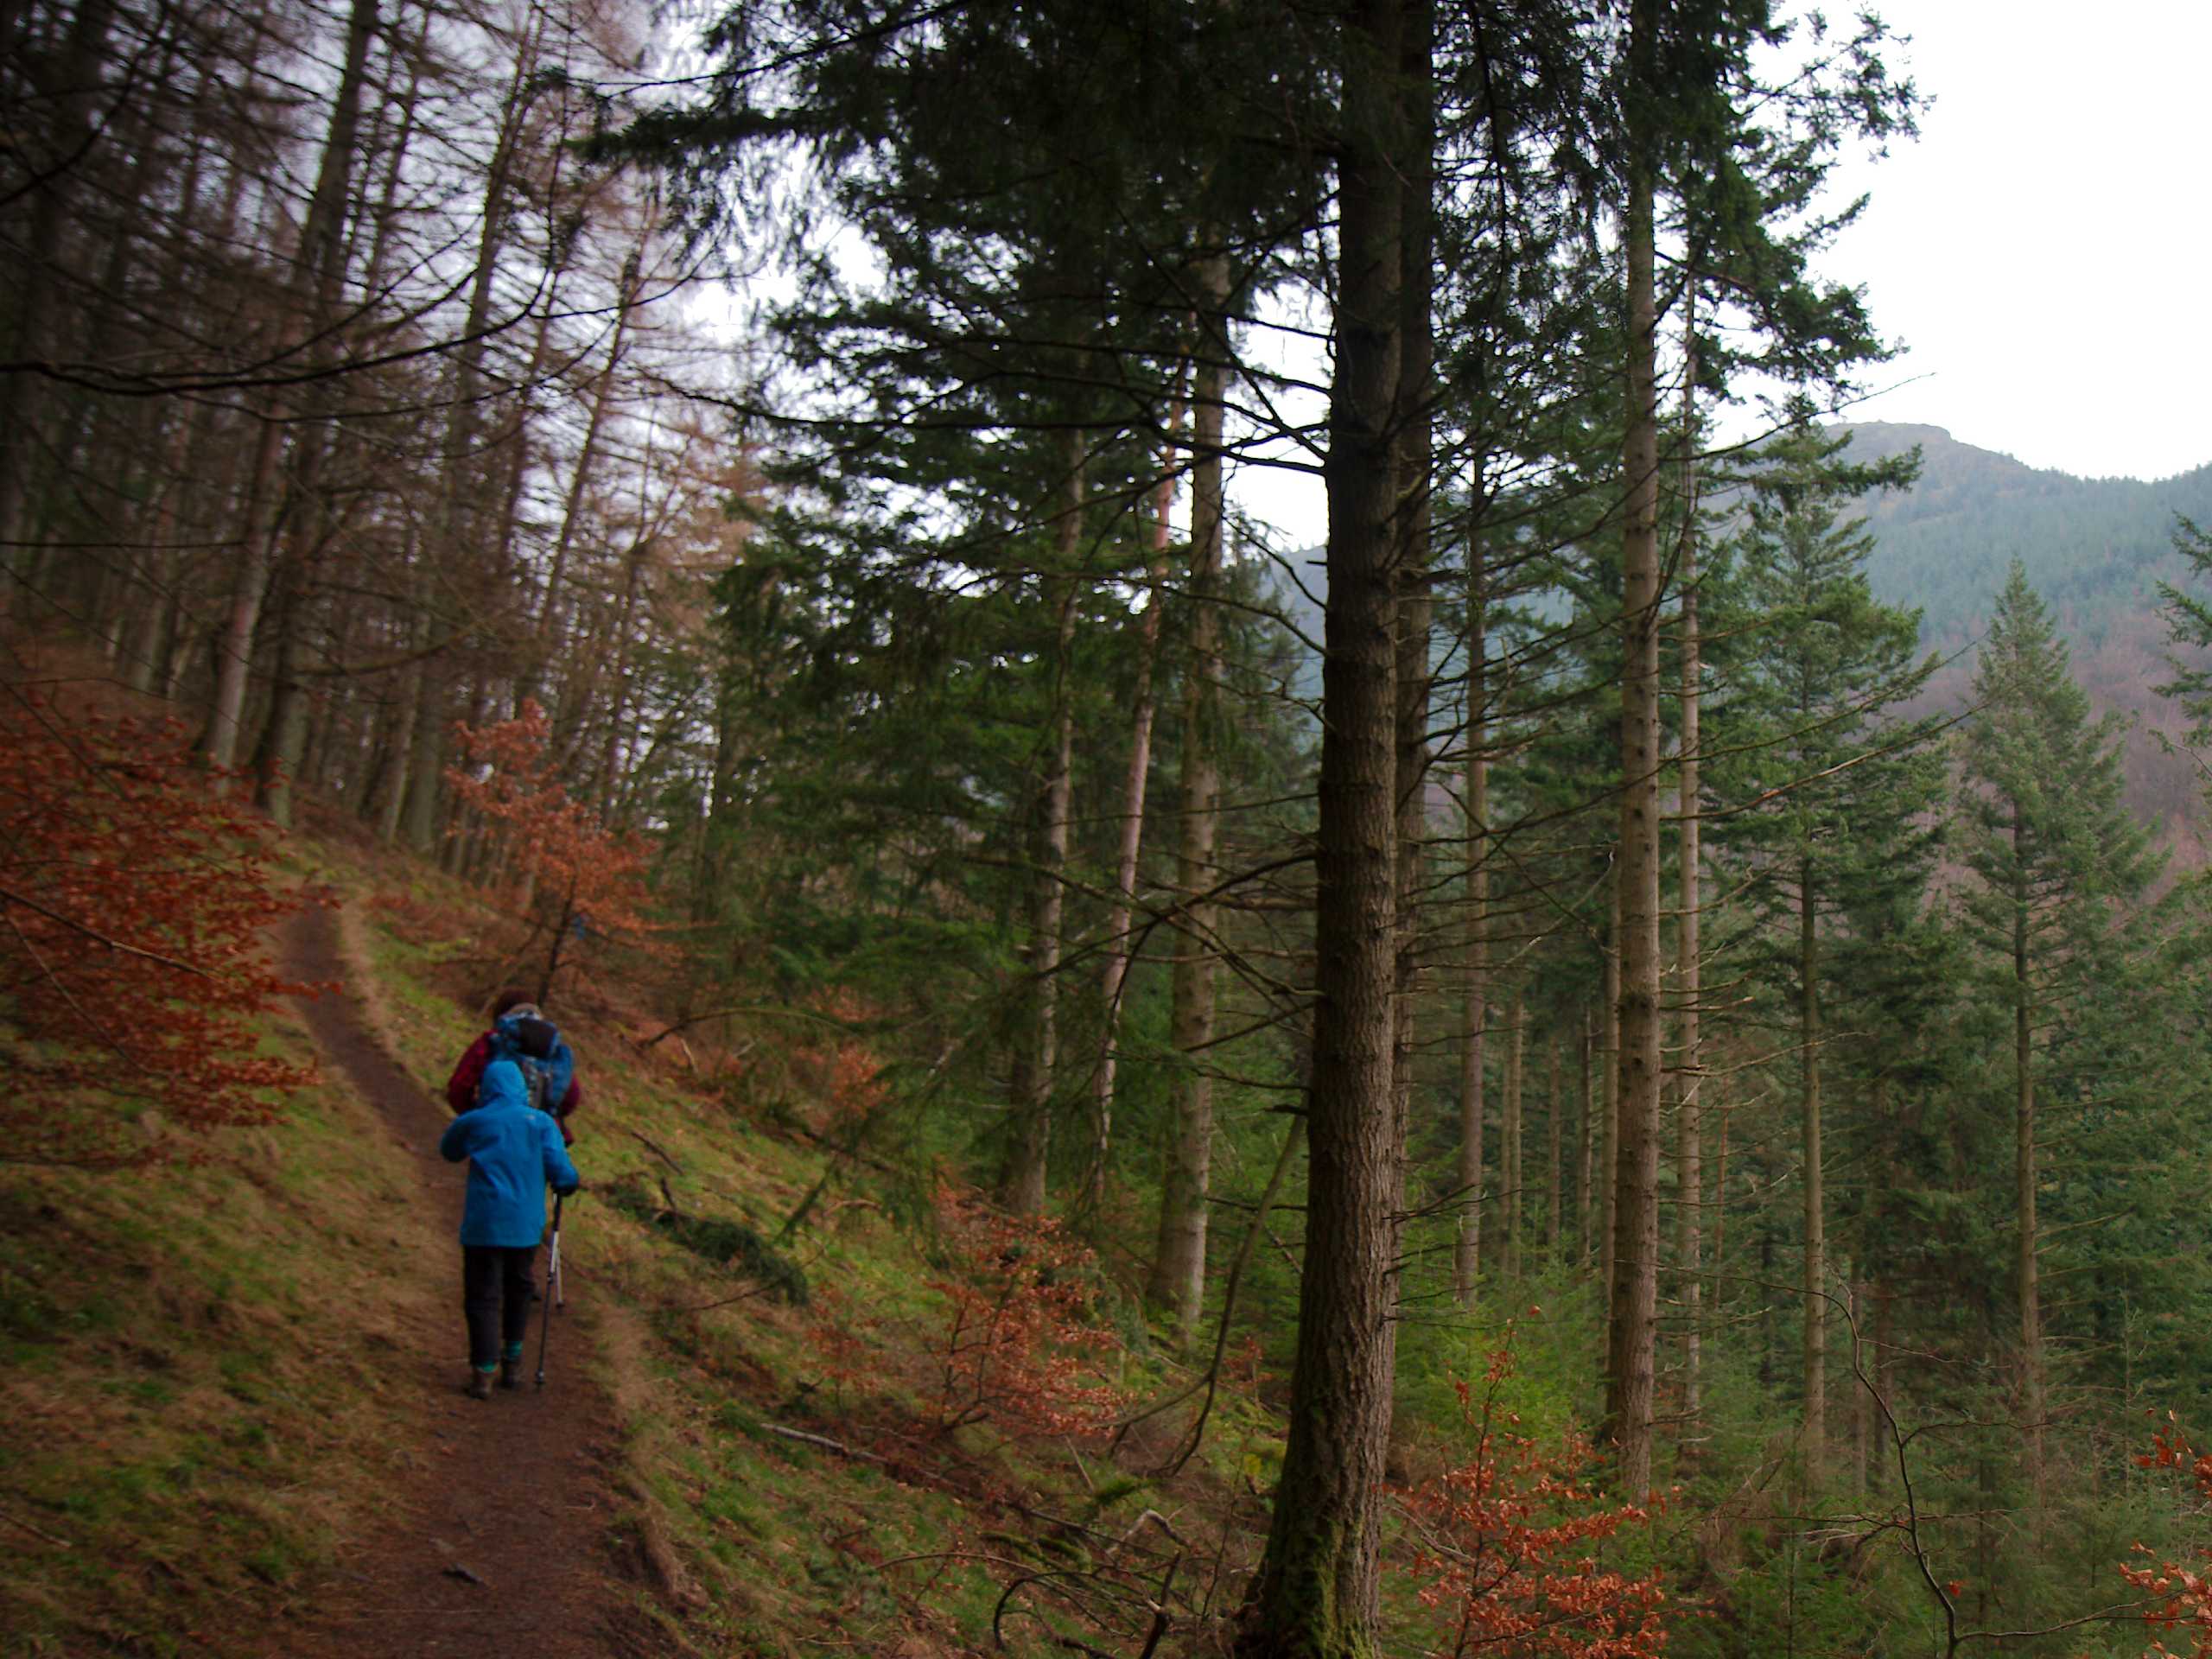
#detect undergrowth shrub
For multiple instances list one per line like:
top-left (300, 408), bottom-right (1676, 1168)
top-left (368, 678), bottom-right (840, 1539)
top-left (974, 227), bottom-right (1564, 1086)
top-left (605, 1174), bottom-right (810, 1305)
top-left (0, 696), bottom-right (318, 1164)
top-left (443, 701), bottom-right (665, 1005)
top-left (2125, 1415), bottom-right (2212, 1656)
top-left (1399, 1328), bottom-right (1672, 1658)
top-left (929, 1188), bottom-right (1127, 1437)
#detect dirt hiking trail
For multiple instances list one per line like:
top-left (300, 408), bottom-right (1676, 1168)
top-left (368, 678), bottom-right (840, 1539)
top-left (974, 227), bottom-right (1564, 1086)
top-left (273, 903), bottom-right (643, 1659)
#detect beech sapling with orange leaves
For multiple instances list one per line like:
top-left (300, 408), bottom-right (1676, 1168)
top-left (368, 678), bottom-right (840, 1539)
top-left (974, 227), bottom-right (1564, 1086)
top-left (2120, 1415), bottom-right (2212, 1656)
top-left (930, 1189), bottom-right (1127, 1438)
top-left (0, 696), bottom-right (317, 1165)
top-left (445, 700), bottom-right (661, 1002)
top-left (1400, 1325), bottom-right (1671, 1659)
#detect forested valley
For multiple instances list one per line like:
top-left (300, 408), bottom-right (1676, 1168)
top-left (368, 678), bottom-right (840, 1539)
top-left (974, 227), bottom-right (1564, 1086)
top-left (10, 3), bottom-right (2212, 1657)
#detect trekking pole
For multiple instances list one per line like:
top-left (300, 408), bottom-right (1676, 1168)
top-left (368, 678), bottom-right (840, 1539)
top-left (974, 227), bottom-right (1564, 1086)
top-left (536, 1191), bottom-right (565, 1389)
top-left (549, 1204), bottom-right (565, 1310)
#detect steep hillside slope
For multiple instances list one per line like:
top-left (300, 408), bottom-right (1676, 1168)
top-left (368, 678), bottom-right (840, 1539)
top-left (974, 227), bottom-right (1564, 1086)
top-left (0, 828), bottom-right (1343, 1656)
top-left (1839, 421), bottom-right (2212, 650)
top-left (1270, 426), bottom-right (2212, 847)
top-left (1837, 423), bottom-right (2212, 846)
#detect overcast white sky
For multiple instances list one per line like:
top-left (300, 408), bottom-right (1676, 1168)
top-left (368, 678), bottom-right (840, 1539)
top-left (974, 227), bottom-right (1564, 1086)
top-left (1229, 3), bottom-right (2212, 547)
top-left (1817, 0), bottom-right (2212, 482)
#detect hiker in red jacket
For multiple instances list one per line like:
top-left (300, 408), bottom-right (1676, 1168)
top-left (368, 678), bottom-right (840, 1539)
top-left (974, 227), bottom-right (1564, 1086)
top-left (447, 988), bottom-right (585, 1145)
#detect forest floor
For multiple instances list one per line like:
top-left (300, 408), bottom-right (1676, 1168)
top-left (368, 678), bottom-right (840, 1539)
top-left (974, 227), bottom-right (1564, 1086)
top-left (265, 901), bottom-right (639, 1659)
top-left (0, 823), bottom-right (1426, 1656)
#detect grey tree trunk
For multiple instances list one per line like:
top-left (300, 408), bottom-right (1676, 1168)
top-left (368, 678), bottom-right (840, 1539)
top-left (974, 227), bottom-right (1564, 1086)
top-left (521, 237), bottom-right (646, 715)
top-left (0, 0), bottom-right (118, 585)
top-left (1545, 1028), bottom-right (1561, 1262)
top-left (1675, 441), bottom-right (1705, 1451)
top-left (2013, 817), bottom-right (2045, 1518)
top-left (1501, 988), bottom-right (1523, 1280)
top-left (256, 560), bottom-right (315, 828)
top-left (998, 432), bottom-right (1086, 1215)
top-left (1580, 1003), bottom-right (1595, 1266)
top-left (1605, 0), bottom-right (1665, 1492)
top-left (1801, 862), bottom-right (1825, 1479)
top-left (1238, 1), bottom-right (1413, 1648)
top-left (1850, 1269), bottom-right (1871, 1497)
top-left (1390, 1), bottom-right (1435, 1325)
top-left (1599, 895), bottom-right (1620, 1294)
top-left (1085, 511), bottom-right (1168, 1209)
top-left (205, 0), bottom-right (381, 779)
top-left (1146, 258), bottom-right (1229, 1331)
top-left (1455, 531), bottom-right (1489, 1304)
top-left (404, 8), bottom-right (539, 844)
top-left (378, 577), bottom-right (427, 846)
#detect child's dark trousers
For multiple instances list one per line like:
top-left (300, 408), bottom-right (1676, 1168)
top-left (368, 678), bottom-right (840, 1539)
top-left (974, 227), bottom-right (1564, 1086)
top-left (462, 1245), bottom-right (537, 1369)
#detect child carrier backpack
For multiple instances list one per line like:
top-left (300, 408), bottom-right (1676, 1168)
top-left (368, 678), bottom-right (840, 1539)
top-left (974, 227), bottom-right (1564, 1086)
top-left (489, 1012), bottom-right (568, 1116)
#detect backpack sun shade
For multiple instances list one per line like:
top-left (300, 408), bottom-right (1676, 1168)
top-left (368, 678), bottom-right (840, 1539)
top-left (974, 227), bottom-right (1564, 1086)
top-left (490, 1014), bottom-right (564, 1116)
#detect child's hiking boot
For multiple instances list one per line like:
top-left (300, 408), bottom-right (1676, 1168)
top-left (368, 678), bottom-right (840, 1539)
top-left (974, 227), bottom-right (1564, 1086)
top-left (467, 1367), bottom-right (495, 1400)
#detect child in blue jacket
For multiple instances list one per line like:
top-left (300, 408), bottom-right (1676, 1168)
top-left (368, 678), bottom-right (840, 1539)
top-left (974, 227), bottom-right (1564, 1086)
top-left (439, 1054), bottom-right (581, 1397)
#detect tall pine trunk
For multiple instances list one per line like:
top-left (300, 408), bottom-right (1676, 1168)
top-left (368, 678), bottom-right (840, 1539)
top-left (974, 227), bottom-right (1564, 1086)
top-left (403, 10), bottom-right (539, 847)
top-left (1545, 1029), bottom-right (1562, 1262)
top-left (1086, 435), bottom-right (1174, 1208)
top-left (1238, 1), bottom-right (1409, 1646)
top-left (1390, 0), bottom-right (1435, 1332)
top-left (1599, 895), bottom-right (1620, 1293)
top-left (523, 238), bottom-right (646, 716)
top-left (2013, 817), bottom-right (2045, 1516)
top-left (1502, 988), bottom-right (1523, 1279)
top-left (206, 0), bottom-right (380, 776)
top-left (1580, 1003), bottom-right (1596, 1265)
top-left (998, 432), bottom-right (1086, 1214)
top-left (1675, 291), bottom-right (1705, 1449)
top-left (0, 0), bottom-right (118, 585)
top-left (1800, 862), bottom-right (1825, 1479)
top-left (1456, 532), bottom-right (1489, 1303)
top-left (1147, 264), bottom-right (1228, 1323)
top-left (1605, 0), bottom-right (1665, 1491)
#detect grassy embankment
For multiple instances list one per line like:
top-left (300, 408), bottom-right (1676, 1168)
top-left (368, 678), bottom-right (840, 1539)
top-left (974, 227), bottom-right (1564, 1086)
top-left (338, 837), bottom-right (1293, 1655)
top-left (1, 830), bottom-right (1291, 1656)
top-left (0, 951), bottom-right (435, 1653)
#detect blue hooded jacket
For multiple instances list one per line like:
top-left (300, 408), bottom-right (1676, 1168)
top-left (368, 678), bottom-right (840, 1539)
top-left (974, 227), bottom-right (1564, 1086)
top-left (439, 1056), bottom-right (580, 1248)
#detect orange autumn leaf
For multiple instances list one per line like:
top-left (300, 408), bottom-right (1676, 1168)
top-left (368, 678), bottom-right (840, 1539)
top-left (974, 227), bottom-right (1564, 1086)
top-left (0, 696), bottom-right (319, 1164)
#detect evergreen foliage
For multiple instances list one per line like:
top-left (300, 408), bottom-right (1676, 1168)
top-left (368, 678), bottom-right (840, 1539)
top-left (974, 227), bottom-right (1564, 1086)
top-left (15, 3), bottom-right (2212, 1656)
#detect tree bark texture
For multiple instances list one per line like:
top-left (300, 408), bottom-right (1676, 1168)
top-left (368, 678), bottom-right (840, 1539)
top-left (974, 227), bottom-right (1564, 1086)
top-left (1546, 1029), bottom-right (1562, 1262)
top-left (1801, 863), bottom-right (1825, 1479)
top-left (999, 432), bottom-right (1086, 1216)
top-left (1675, 289), bottom-right (1704, 1449)
top-left (0, 0), bottom-right (118, 576)
top-left (1599, 896), bottom-right (1620, 1294)
top-left (1605, 0), bottom-right (1665, 1491)
top-left (1089, 432), bottom-right (1175, 1211)
top-left (205, 0), bottom-right (381, 778)
top-left (2013, 816), bottom-right (2045, 1516)
top-left (1580, 1003), bottom-right (1595, 1266)
top-left (1502, 988), bottom-right (1523, 1280)
top-left (1238, 3), bottom-right (1408, 1649)
top-left (1148, 270), bottom-right (1228, 1326)
top-left (1456, 537), bottom-right (1489, 1304)
top-left (1390, 0), bottom-right (1435, 1326)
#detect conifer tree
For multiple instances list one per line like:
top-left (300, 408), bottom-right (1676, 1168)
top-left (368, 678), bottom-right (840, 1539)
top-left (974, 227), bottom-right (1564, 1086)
top-left (1715, 424), bottom-right (1941, 1481)
top-left (1955, 560), bottom-right (2162, 1519)
top-left (1598, 0), bottom-right (1916, 1491)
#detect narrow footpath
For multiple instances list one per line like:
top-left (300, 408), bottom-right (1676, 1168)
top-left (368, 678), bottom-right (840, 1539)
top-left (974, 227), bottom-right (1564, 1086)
top-left (271, 902), bottom-right (639, 1659)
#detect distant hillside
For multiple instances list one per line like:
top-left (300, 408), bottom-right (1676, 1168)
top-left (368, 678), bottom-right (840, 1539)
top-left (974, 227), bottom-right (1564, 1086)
top-left (1263, 424), bottom-right (2212, 850)
top-left (1836, 422), bottom-right (2212, 855)
top-left (1834, 422), bottom-right (2212, 651)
